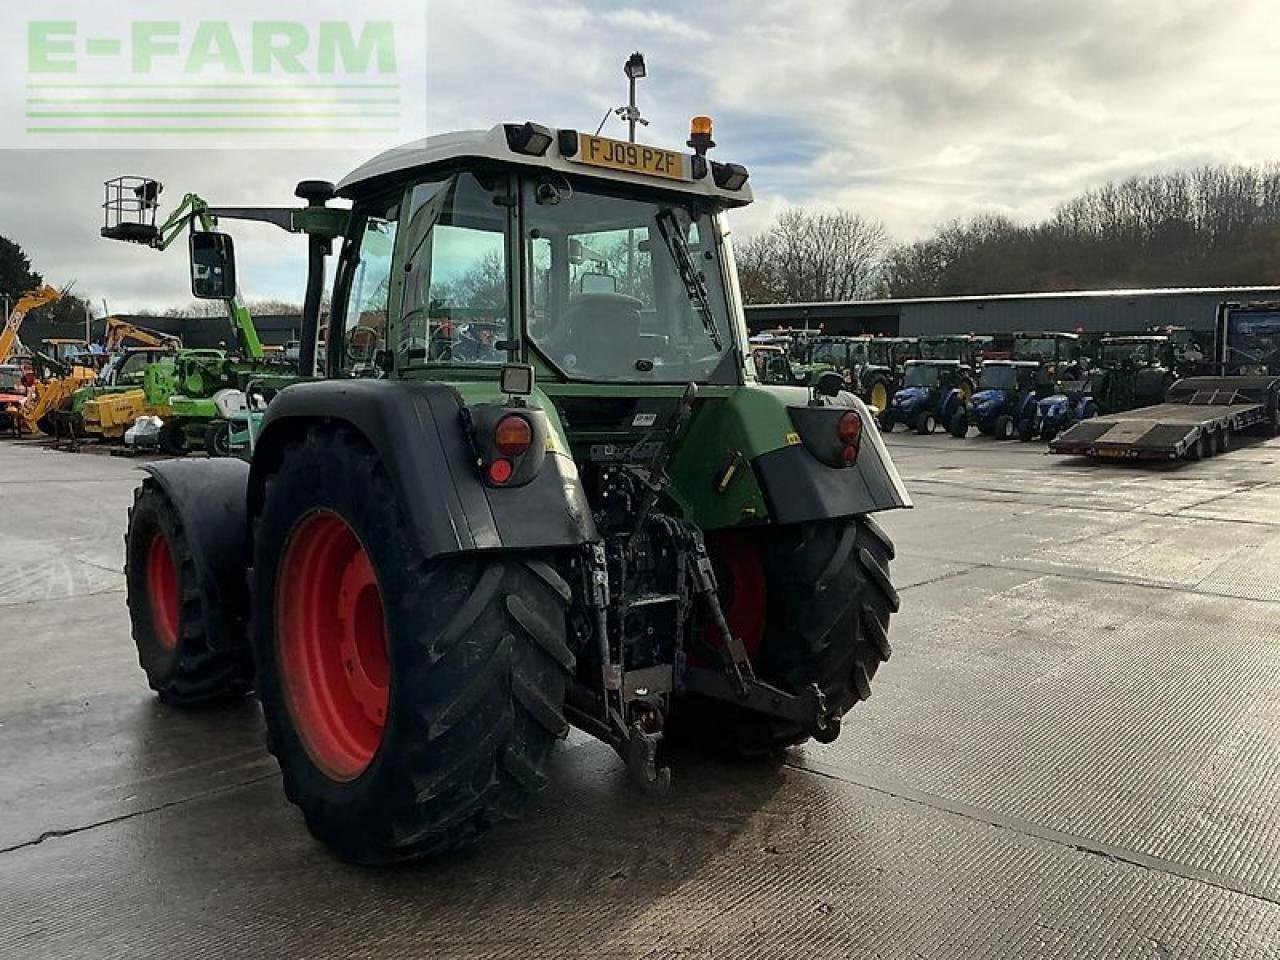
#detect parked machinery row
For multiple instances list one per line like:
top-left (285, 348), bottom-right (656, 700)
top-left (754, 327), bottom-right (1211, 444)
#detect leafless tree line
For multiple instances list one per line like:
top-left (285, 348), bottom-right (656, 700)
top-left (738, 164), bottom-right (1280, 304)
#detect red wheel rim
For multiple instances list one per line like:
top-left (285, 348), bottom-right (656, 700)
top-left (277, 511), bottom-right (389, 782)
top-left (146, 533), bottom-right (180, 652)
top-left (702, 530), bottom-right (766, 660)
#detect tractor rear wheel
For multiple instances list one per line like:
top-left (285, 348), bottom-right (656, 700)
top-left (125, 481), bottom-right (254, 703)
top-left (867, 377), bottom-right (890, 412)
top-left (671, 517), bottom-right (899, 757)
top-left (949, 411), bottom-right (968, 438)
top-left (249, 427), bottom-right (573, 864)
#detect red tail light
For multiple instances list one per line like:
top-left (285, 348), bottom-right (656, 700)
top-left (837, 412), bottom-right (863, 445)
top-left (494, 415), bottom-right (532, 457)
top-left (487, 458), bottom-right (515, 485)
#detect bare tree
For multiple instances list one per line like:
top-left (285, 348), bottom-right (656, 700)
top-left (736, 208), bottom-right (891, 304)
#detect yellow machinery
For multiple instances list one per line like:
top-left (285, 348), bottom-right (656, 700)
top-left (0, 285), bottom-right (64, 364)
top-left (20, 362), bottom-right (95, 434)
top-left (78, 321), bottom-right (182, 438)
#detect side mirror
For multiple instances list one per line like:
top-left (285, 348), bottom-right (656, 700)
top-left (815, 371), bottom-right (843, 398)
top-left (190, 231), bottom-right (237, 300)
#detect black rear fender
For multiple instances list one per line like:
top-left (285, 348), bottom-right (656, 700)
top-left (139, 457), bottom-right (250, 624)
top-left (247, 379), bottom-right (597, 560)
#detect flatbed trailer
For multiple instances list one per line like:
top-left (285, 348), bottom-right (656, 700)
top-left (1049, 376), bottom-right (1280, 460)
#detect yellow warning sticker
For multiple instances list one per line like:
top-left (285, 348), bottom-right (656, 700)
top-left (785, 432), bottom-right (802, 445)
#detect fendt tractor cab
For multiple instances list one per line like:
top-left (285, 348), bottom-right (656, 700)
top-left (879, 359), bottom-right (974, 435)
top-left (949, 359), bottom-right (1042, 440)
top-left (121, 119), bottom-right (910, 864)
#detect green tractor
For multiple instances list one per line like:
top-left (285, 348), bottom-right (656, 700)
top-left (1091, 335), bottom-right (1177, 414)
top-left (101, 180), bottom-right (344, 453)
top-left (122, 120), bottom-right (910, 864)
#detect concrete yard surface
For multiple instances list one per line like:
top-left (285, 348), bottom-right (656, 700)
top-left (2, 433), bottom-right (1280, 958)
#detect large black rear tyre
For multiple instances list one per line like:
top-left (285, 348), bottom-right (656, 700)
top-left (249, 427), bottom-right (573, 864)
top-left (124, 480), bottom-right (254, 704)
top-left (671, 517), bottom-right (899, 757)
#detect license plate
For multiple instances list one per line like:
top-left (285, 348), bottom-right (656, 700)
top-left (1096, 447), bottom-right (1128, 458)
top-left (572, 134), bottom-right (688, 181)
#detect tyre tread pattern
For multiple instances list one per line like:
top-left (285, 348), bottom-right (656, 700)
top-left (249, 426), bottom-right (572, 864)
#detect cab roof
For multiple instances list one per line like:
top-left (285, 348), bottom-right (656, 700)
top-left (905, 359), bottom-right (964, 366)
top-left (337, 124), bottom-right (754, 208)
top-left (1101, 335), bottom-right (1167, 343)
top-left (984, 359), bottom-right (1040, 367)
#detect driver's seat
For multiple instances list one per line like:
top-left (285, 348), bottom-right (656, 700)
top-left (559, 293), bottom-right (644, 373)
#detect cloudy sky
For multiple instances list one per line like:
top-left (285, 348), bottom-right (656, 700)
top-left (3, 0), bottom-right (1279, 312)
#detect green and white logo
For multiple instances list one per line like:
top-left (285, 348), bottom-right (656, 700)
top-left (7, 2), bottom-right (425, 148)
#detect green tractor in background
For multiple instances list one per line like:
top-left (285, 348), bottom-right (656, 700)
top-left (101, 180), bottom-right (345, 453)
top-left (122, 118), bottom-right (909, 864)
top-left (1091, 335), bottom-right (1177, 414)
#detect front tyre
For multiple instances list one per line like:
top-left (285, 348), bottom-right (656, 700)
top-left (125, 481), bottom-right (254, 703)
top-left (250, 427), bottom-right (573, 864)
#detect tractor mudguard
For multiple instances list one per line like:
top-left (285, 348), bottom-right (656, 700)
top-left (140, 457), bottom-right (250, 621)
top-left (754, 399), bottom-right (912, 525)
top-left (1017, 393), bottom-right (1038, 420)
top-left (940, 388), bottom-right (965, 423)
top-left (247, 379), bottom-right (597, 560)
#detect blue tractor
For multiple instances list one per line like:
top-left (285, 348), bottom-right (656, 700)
top-left (879, 359), bottom-right (973, 435)
top-left (1027, 377), bottom-right (1098, 441)
top-left (949, 360), bottom-right (1041, 440)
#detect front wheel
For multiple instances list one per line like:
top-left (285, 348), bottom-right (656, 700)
top-left (250, 427), bottom-right (573, 864)
top-left (915, 411), bottom-right (937, 435)
top-left (125, 481), bottom-right (254, 703)
top-left (204, 420), bottom-right (232, 458)
top-left (994, 414), bottom-right (1016, 441)
top-left (670, 517), bottom-right (899, 757)
top-left (158, 419), bottom-right (189, 456)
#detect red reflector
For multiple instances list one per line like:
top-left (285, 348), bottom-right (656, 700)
top-left (837, 412), bottom-right (863, 445)
top-left (487, 458), bottom-right (514, 484)
top-left (495, 415), bottom-right (532, 457)
top-left (842, 444), bottom-right (858, 465)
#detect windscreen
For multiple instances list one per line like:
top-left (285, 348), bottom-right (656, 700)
top-left (1013, 337), bottom-right (1060, 362)
top-left (903, 364), bottom-right (941, 388)
top-left (979, 365), bottom-right (1018, 390)
top-left (810, 341), bottom-right (843, 366)
top-left (1225, 310), bottom-right (1280, 374)
top-left (919, 338), bottom-right (963, 360)
top-left (0, 368), bottom-right (21, 390)
top-left (1099, 341), bottom-right (1154, 367)
top-left (525, 179), bottom-right (734, 383)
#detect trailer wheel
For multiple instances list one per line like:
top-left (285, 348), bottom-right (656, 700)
top-left (670, 517), bottom-right (898, 757)
top-left (1216, 427), bottom-right (1232, 455)
top-left (125, 481), bottom-right (254, 704)
top-left (249, 426), bottom-right (572, 864)
top-left (1186, 431), bottom-right (1212, 461)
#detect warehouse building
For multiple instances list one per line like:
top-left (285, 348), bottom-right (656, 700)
top-left (745, 286), bottom-right (1280, 338)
